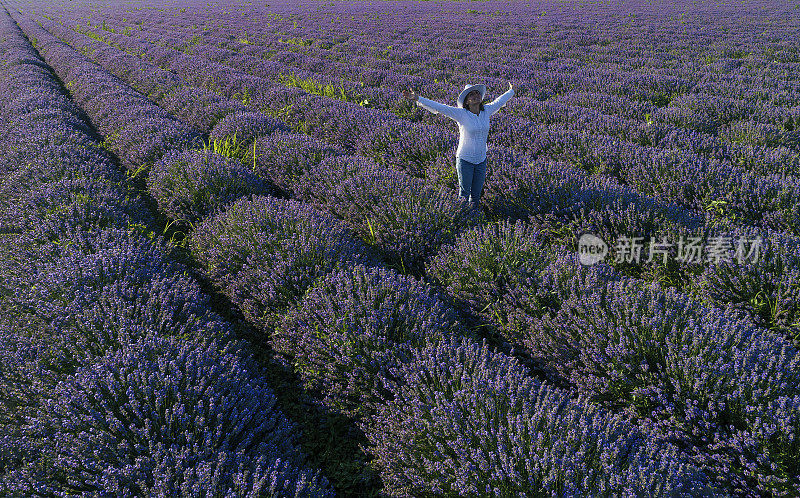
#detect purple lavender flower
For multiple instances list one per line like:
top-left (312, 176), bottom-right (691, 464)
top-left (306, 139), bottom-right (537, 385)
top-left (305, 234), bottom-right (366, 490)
top-left (2, 226), bottom-right (239, 364)
top-left (296, 153), bottom-right (380, 207)
top-left (147, 149), bottom-right (271, 225)
top-left (209, 110), bottom-right (290, 147)
top-left (0, 318), bottom-right (61, 485)
top-left (273, 264), bottom-right (463, 417)
top-left (524, 275), bottom-right (800, 495)
top-left (160, 85), bottom-right (246, 133)
top-left (251, 130), bottom-right (345, 198)
top-left (0, 176), bottom-right (135, 240)
top-left (366, 337), bottom-right (710, 495)
top-left (106, 116), bottom-right (204, 171)
top-left (503, 250), bottom-right (621, 348)
top-left (321, 164), bottom-right (481, 274)
top-left (356, 121), bottom-right (456, 177)
top-left (427, 219), bottom-right (552, 326)
top-left (190, 195), bottom-right (375, 329)
top-left (693, 225), bottom-right (800, 342)
top-left (4, 335), bottom-right (333, 496)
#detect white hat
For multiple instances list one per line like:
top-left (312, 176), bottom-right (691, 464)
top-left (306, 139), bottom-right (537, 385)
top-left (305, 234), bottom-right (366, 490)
top-left (457, 83), bottom-right (486, 108)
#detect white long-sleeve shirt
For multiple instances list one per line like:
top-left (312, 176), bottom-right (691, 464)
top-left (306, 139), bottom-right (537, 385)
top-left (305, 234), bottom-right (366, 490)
top-left (416, 88), bottom-right (514, 163)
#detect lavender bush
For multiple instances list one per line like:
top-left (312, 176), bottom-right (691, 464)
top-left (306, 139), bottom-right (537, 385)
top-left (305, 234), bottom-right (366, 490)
top-left (147, 149), bottom-right (271, 225)
top-left (692, 225), bottom-right (800, 343)
top-left (427, 220), bottom-right (552, 326)
top-left (366, 337), bottom-right (712, 496)
top-left (104, 116), bottom-right (204, 172)
top-left (526, 278), bottom-right (800, 495)
top-left (3, 227), bottom-right (237, 364)
top-left (1, 97), bottom-right (91, 136)
top-left (497, 250), bottom-right (621, 351)
top-left (251, 130), bottom-right (345, 198)
top-left (2, 335), bottom-right (334, 497)
top-left (160, 85), bottom-right (246, 133)
top-left (295, 153), bottom-right (379, 207)
top-left (273, 264), bottom-right (463, 418)
top-left (356, 121), bottom-right (456, 177)
top-left (323, 164), bottom-right (480, 274)
top-left (190, 195), bottom-right (375, 329)
top-left (209, 110), bottom-right (290, 147)
top-left (0, 321), bottom-right (61, 484)
top-left (0, 176), bottom-right (134, 238)
top-left (0, 118), bottom-right (103, 170)
top-left (479, 155), bottom-right (602, 225)
top-left (574, 191), bottom-right (704, 258)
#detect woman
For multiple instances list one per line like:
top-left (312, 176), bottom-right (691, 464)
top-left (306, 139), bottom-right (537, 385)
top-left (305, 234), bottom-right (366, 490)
top-left (403, 82), bottom-right (514, 209)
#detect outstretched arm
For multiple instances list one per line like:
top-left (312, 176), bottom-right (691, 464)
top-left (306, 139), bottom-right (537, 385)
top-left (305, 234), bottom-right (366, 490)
top-left (484, 82), bottom-right (515, 116)
top-left (403, 87), bottom-right (463, 122)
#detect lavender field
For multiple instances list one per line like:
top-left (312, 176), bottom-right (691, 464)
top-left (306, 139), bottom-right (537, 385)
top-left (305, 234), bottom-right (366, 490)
top-left (1, 0), bottom-right (799, 495)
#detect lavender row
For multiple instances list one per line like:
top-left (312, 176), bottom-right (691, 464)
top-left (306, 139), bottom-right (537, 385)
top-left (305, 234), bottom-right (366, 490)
top-left (38, 14), bottom-right (270, 136)
top-left (367, 336), bottom-right (712, 495)
top-left (36, 5), bottom-right (800, 322)
top-left (35, 14), bottom-right (463, 175)
top-left (38, 5), bottom-right (796, 308)
top-left (13, 17), bottom-right (202, 173)
top-left (39, 12), bottom-right (472, 274)
top-left (21, 16), bottom-right (286, 228)
top-left (484, 117), bottom-right (800, 236)
top-left (0, 9), bottom-right (333, 495)
top-left (429, 194), bottom-right (800, 339)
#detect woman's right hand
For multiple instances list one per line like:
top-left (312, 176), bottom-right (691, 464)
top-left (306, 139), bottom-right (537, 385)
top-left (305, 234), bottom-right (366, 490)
top-left (402, 87), bottom-right (418, 101)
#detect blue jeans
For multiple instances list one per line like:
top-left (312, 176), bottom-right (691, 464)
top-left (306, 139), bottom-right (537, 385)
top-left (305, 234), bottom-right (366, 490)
top-left (455, 157), bottom-right (487, 203)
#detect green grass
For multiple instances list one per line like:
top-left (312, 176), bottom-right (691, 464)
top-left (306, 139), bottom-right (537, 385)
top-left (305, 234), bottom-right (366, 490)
top-left (278, 71), bottom-right (371, 107)
top-left (279, 36), bottom-right (312, 47)
top-left (202, 134), bottom-right (250, 162)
